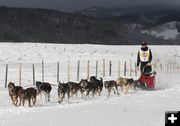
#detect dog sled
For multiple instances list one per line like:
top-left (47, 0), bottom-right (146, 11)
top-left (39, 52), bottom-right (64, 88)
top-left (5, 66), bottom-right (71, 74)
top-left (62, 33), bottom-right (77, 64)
top-left (138, 65), bottom-right (156, 90)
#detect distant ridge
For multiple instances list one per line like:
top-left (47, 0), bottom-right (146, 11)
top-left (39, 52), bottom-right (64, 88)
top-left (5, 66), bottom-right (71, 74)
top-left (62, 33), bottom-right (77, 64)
top-left (0, 6), bottom-right (180, 45)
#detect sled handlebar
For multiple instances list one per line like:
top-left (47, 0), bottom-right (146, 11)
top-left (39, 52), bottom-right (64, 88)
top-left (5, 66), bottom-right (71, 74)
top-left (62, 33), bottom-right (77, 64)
top-left (142, 63), bottom-right (153, 73)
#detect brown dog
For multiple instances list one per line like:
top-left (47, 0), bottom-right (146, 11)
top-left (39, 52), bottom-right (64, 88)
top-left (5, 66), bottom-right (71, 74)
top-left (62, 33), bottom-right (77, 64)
top-left (26, 87), bottom-right (37, 106)
top-left (67, 82), bottom-right (80, 97)
top-left (18, 88), bottom-right (30, 106)
top-left (116, 77), bottom-right (134, 94)
top-left (8, 82), bottom-right (37, 107)
top-left (8, 82), bottom-right (23, 106)
top-left (58, 82), bottom-right (70, 103)
top-left (18, 87), bottom-right (37, 107)
top-left (104, 80), bottom-right (119, 97)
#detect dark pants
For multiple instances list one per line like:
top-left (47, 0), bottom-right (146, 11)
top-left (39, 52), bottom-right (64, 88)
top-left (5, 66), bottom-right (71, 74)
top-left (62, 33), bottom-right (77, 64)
top-left (140, 62), bottom-right (152, 73)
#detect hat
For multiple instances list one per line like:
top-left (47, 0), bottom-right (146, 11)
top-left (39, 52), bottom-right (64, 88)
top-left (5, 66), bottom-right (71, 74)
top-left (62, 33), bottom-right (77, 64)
top-left (141, 42), bottom-right (147, 46)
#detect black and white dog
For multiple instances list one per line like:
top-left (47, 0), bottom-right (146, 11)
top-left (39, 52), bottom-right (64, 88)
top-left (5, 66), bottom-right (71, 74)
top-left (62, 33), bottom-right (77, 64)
top-left (36, 81), bottom-right (52, 102)
top-left (89, 76), bottom-right (103, 95)
top-left (79, 79), bottom-right (98, 98)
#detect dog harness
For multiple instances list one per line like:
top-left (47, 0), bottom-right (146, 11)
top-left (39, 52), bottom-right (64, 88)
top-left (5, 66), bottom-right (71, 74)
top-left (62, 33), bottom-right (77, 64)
top-left (139, 49), bottom-right (150, 62)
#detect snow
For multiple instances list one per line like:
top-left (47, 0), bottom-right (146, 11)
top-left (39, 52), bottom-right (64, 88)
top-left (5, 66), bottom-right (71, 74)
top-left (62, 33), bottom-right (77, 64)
top-left (0, 43), bottom-right (180, 126)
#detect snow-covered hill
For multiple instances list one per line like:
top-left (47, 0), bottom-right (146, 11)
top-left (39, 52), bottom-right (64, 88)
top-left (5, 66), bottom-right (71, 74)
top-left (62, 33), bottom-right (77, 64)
top-left (141, 21), bottom-right (180, 40)
top-left (0, 43), bottom-right (180, 126)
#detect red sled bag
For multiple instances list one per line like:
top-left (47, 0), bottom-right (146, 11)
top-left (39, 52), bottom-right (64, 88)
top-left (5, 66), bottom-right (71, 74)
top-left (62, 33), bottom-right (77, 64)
top-left (138, 73), bottom-right (156, 90)
top-left (138, 65), bottom-right (156, 90)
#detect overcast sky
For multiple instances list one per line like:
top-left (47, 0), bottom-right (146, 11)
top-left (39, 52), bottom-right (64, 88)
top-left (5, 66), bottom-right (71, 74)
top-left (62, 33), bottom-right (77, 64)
top-left (0, 0), bottom-right (180, 12)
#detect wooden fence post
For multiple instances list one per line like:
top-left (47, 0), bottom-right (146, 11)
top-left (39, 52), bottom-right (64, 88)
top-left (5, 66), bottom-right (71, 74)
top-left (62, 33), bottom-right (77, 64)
top-left (87, 60), bottom-right (90, 79)
top-left (96, 60), bottom-right (98, 77)
top-left (129, 60), bottom-right (132, 76)
top-left (32, 64), bottom-right (35, 86)
top-left (160, 63), bottom-right (163, 73)
top-left (170, 64), bottom-right (172, 75)
top-left (19, 64), bottom-right (22, 86)
top-left (68, 61), bottom-right (70, 81)
top-left (124, 61), bottom-right (126, 76)
top-left (42, 60), bottom-right (44, 82)
top-left (109, 60), bottom-right (112, 76)
top-left (57, 62), bottom-right (59, 83)
top-left (135, 62), bottom-right (137, 76)
top-left (172, 64), bottom-right (174, 74)
top-left (103, 59), bottom-right (105, 77)
top-left (118, 61), bottom-right (120, 77)
top-left (176, 65), bottom-right (177, 73)
top-left (173, 64), bottom-right (176, 74)
top-left (178, 65), bottom-right (179, 73)
top-left (5, 64), bottom-right (8, 88)
top-left (77, 60), bottom-right (80, 81)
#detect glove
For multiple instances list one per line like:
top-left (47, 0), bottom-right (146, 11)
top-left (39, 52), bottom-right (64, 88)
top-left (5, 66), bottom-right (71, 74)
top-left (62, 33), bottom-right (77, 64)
top-left (146, 63), bottom-right (151, 66)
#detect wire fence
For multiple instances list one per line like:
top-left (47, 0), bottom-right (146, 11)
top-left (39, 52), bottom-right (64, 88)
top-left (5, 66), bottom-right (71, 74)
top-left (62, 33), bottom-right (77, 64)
top-left (1, 59), bottom-right (179, 88)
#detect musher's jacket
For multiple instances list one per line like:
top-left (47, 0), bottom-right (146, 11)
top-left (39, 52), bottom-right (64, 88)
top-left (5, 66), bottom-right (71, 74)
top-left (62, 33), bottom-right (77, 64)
top-left (137, 47), bottom-right (152, 67)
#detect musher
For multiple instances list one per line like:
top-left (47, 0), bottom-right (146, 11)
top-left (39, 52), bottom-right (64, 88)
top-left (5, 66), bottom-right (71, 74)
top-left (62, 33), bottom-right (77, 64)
top-left (137, 42), bottom-right (153, 74)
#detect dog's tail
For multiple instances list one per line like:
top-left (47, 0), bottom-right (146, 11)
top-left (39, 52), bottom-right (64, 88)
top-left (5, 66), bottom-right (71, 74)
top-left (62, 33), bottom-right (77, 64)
top-left (100, 77), bottom-right (103, 91)
top-left (100, 77), bottom-right (103, 84)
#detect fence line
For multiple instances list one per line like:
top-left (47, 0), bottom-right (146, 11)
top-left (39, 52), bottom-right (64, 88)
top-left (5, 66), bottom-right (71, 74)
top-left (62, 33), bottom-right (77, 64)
top-left (2, 60), bottom-right (179, 88)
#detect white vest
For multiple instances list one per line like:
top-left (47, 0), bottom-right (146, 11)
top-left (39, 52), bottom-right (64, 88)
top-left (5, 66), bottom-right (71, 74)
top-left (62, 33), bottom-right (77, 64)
top-left (139, 49), bottom-right (150, 62)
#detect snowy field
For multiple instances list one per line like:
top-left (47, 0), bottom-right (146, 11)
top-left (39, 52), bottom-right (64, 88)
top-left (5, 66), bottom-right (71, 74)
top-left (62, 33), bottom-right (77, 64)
top-left (0, 43), bottom-right (180, 126)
